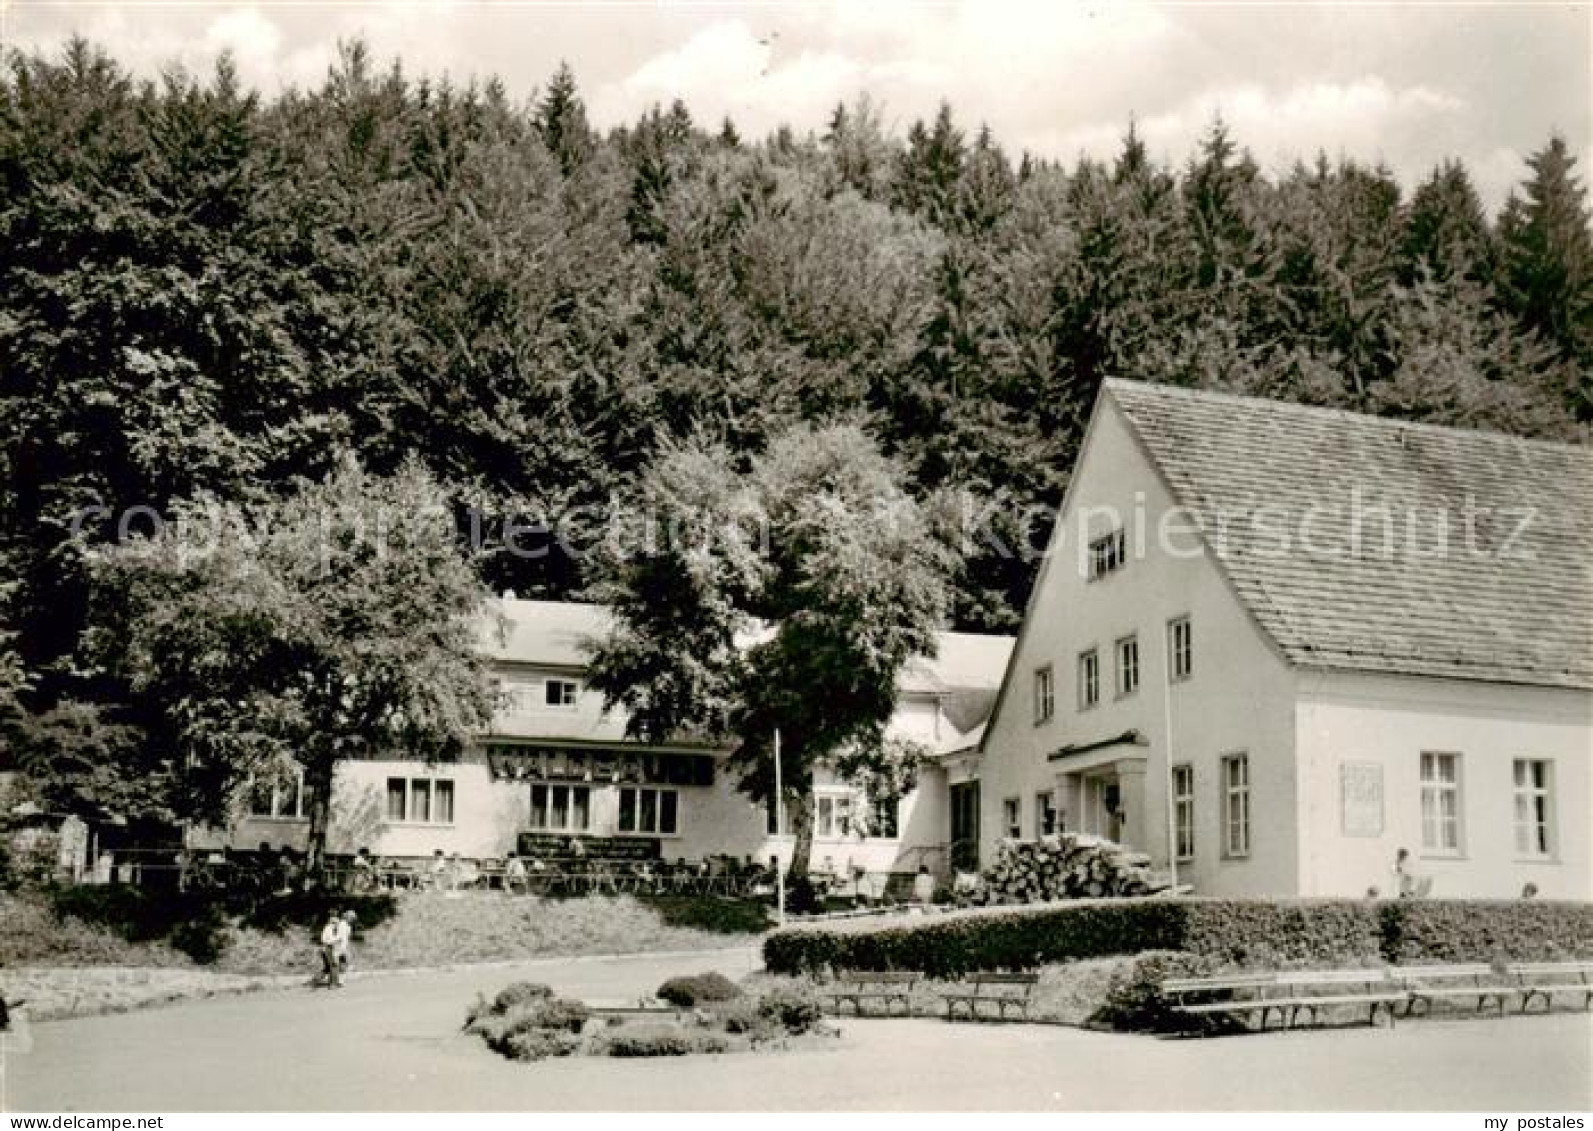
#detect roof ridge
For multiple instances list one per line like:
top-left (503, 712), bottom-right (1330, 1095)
top-left (1102, 377), bottom-right (1592, 455)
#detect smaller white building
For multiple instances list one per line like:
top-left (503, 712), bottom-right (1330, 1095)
top-left (977, 379), bottom-right (1592, 899)
top-left (200, 600), bottom-right (1012, 883)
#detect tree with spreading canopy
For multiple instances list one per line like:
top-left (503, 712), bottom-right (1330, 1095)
top-left (584, 423), bottom-right (957, 892)
top-left (86, 458), bottom-right (497, 869)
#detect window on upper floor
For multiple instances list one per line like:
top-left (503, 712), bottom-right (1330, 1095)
top-left (1116, 635), bottom-right (1140, 697)
top-left (1078, 649), bottom-right (1100, 709)
top-left (1088, 528), bottom-right (1127, 580)
top-left (1033, 664), bottom-right (1055, 724)
top-left (1168, 616), bottom-right (1193, 682)
top-left (545, 679), bottom-right (580, 707)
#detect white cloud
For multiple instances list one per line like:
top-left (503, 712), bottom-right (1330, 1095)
top-left (1031, 77), bottom-right (1469, 181)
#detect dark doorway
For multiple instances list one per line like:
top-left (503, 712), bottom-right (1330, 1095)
top-left (949, 781), bottom-right (980, 871)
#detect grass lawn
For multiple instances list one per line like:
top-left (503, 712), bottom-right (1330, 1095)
top-left (1, 889), bottom-right (771, 1019)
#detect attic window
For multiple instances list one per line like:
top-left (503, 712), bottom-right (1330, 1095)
top-left (545, 679), bottom-right (580, 707)
top-left (1088, 529), bottom-right (1127, 580)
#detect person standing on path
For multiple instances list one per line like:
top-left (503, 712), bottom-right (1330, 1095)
top-left (335, 910), bottom-right (356, 980)
top-left (319, 910), bottom-right (344, 988)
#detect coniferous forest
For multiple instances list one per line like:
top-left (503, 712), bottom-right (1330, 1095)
top-left (1, 40), bottom-right (1590, 804)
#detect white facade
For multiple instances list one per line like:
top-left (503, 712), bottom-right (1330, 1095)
top-left (977, 382), bottom-right (1593, 899)
top-left (200, 602), bottom-right (1011, 883)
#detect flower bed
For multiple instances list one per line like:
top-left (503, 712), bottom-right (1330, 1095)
top-left (464, 973), bottom-right (833, 1062)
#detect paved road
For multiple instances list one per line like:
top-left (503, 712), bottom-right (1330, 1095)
top-left (8, 950), bottom-right (1591, 1112)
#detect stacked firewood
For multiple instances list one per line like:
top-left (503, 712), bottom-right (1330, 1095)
top-left (970, 833), bottom-right (1175, 903)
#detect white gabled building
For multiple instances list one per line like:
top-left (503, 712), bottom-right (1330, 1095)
top-left (977, 379), bottom-right (1592, 899)
top-left (206, 598), bottom-right (1012, 884)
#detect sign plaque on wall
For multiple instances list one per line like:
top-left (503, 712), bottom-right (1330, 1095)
top-left (1340, 762), bottom-right (1384, 837)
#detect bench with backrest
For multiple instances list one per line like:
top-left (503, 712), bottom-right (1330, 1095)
top-left (823, 971), bottom-right (919, 1017)
top-left (942, 973), bottom-right (1040, 1021)
top-left (1391, 964), bottom-right (1520, 1016)
top-left (1509, 960), bottom-right (1593, 1013)
top-left (1162, 971), bottom-right (1406, 1031)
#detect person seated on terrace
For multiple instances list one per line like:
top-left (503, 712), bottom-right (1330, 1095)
top-left (350, 847), bottom-right (376, 892)
top-left (504, 853), bottom-right (528, 893)
top-left (427, 848), bottom-right (448, 889)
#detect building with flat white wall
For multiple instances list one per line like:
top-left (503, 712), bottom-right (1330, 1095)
top-left (198, 599), bottom-right (1012, 883)
top-left (977, 379), bottom-right (1592, 899)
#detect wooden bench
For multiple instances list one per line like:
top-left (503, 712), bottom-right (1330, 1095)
top-left (824, 972), bottom-right (918, 1016)
top-left (1162, 971), bottom-right (1407, 1031)
top-left (1510, 960), bottom-right (1593, 1013)
top-left (942, 973), bottom-right (1040, 1021)
top-left (1392, 964), bottom-right (1520, 1017)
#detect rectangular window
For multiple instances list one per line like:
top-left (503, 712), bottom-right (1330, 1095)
top-left (1078, 649), bottom-right (1100, 709)
top-left (409, 780), bottom-right (432, 824)
top-left (250, 772), bottom-right (306, 819)
top-left (1116, 635), bottom-right (1140, 697)
top-left (385, 776), bottom-right (454, 824)
top-left (1419, 752), bottom-right (1462, 854)
top-left (619, 786), bottom-right (679, 835)
top-left (765, 794), bottom-right (790, 836)
top-left (545, 679), bottom-right (579, 707)
top-left (1172, 764), bottom-right (1195, 861)
top-left (869, 796), bottom-right (900, 839)
top-left (1035, 791), bottom-right (1057, 837)
top-left (1513, 759), bottom-right (1552, 858)
top-left (816, 794), bottom-right (854, 839)
top-left (1222, 754), bottom-right (1250, 858)
top-left (529, 783), bottom-right (592, 833)
top-left (1002, 796), bottom-right (1022, 839)
top-left (1168, 616), bottom-right (1193, 682)
top-left (1033, 664), bottom-right (1055, 724)
top-left (1088, 528), bottom-right (1127, 579)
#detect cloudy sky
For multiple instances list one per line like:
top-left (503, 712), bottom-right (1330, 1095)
top-left (4, 1), bottom-right (1588, 207)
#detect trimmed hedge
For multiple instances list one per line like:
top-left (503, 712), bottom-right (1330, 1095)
top-left (763, 898), bottom-right (1593, 976)
top-left (656, 971), bottom-right (743, 1007)
top-left (1379, 900), bottom-right (1593, 963)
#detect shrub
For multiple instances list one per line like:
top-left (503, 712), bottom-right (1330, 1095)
top-left (599, 1023), bottom-right (696, 1058)
top-left (756, 983), bottom-right (825, 1035)
top-left (1379, 900), bottom-right (1593, 964)
top-left (491, 981), bottom-right (555, 1015)
top-left (706, 994), bottom-right (776, 1037)
top-left (765, 898), bottom-right (1388, 976)
top-left (1180, 900), bottom-right (1381, 968)
top-left (638, 896), bottom-right (771, 935)
top-left (1095, 950), bottom-right (1239, 1034)
top-left (516, 997), bottom-right (591, 1034)
top-left (656, 971), bottom-right (742, 1007)
top-left (503, 1029), bottom-right (583, 1062)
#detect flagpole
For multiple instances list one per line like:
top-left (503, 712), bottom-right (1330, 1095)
top-left (1161, 623), bottom-right (1180, 892)
top-left (774, 727), bottom-right (787, 927)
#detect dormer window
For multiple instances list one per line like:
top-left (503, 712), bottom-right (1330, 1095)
top-left (1088, 529), bottom-right (1127, 579)
top-left (545, 679), bottom-right (580, 708)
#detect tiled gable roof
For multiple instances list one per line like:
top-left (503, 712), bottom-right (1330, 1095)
top-left (1105, 379), bottom-right (1593, 690)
